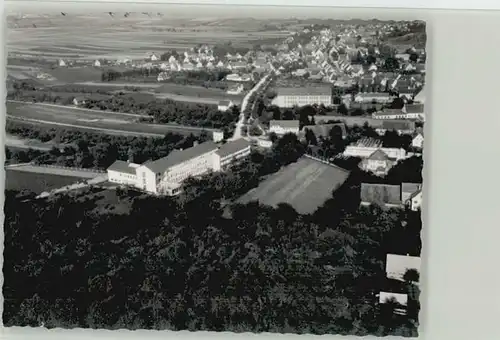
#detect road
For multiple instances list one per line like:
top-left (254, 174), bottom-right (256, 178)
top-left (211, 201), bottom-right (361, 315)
top-left (6, 101), bottom-right (218, 137)
top-left (229, 74), bottom-right (272, 141)
top-left (5, 163), bottom-right (104, 179)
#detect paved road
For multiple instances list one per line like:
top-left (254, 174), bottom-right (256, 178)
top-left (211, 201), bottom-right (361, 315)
top-left (229, 74), bottom-right (272, 141)
top-left (6, 101), bottom-right (218, 137)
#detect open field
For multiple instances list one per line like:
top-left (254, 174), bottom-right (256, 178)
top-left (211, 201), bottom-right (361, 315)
top-left (7, 14), bottom-right (288, 60)
top-left (156, 83), bottom-right (244, 104)
top-left (6, 101), bottom-right (218, 137)
top-left (237, 157), bottom-right (350, 214)
top-left (5, 168), bottom-right (87, 194)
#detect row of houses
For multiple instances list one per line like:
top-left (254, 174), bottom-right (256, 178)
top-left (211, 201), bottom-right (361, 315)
top-left (107, 139), bottom-right (251, 196)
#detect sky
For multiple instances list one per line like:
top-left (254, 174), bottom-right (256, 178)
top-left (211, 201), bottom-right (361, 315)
top-left (5, 1), bottom-right (426, 20)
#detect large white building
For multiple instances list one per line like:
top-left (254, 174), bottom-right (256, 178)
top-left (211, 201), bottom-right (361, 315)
top-left (213, 139), bottom-right (252, 171)
top-left (271, 86), bottom-right (332, 108)
top-left (107, 140), bottom-right (251, 196)
top-left (269, 120), bottom-right (300, 136)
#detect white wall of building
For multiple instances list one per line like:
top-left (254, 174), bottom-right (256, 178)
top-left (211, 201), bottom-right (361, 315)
top-left (270, 125), bottom-right (300, 135)
top-left (213, 146), bottom-right (251, 172)
top-left (107, 170), bottom-right (139, 186)
top-left (136, 166), bottom-right (158, 194)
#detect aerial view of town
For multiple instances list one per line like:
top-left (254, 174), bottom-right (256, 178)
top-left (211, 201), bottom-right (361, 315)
top-left (3, 5), bottom-right (426, 337)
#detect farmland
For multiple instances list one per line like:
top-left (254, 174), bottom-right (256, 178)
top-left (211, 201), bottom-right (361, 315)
top-left (237, 156), bottom-right (350, 214)
top-left (6, 101), bottom-right (218, 137)
top-left (7, 14), bottom-right (289, 61)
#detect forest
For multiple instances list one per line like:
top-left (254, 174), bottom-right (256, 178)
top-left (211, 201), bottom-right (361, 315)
top-left (3, 133), bottom-right (421, 335)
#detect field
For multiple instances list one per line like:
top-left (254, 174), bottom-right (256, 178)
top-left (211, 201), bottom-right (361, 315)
top-left (156, 83), bottom-right (244, 104)
top-left (6, 101), bottom-right (218, 137)
top-left (7, 14), bottom-right (288, 60)
top-left (5, 134), bottom-right (54, 151)
top-left (5, 169), bottom-right (86, 194)
top-left (237, 157), bottom-right (350, 214)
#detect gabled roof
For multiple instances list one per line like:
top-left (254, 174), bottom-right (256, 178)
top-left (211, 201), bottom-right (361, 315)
top-left (381, 120), bottom-right (416, 131)
top-left (405, 103), bottom-right (425, 114)
top-left (361, 183), bottom-right (402, 205)
top-left (107, 160), bottom-right (138, 175)
top-left (402, 183), bottom-right (422, 195)
top-left (143, 141), bottom-right (219, 173)
top-left (276, 86), bottom-right (332, 96)
top-left (374, 109), bottom-right (404, 117)
top-left (367, 149), bottom-right (390, 161)
top-left (216, 139), bottom-right (251, 158)
top-left (270, 120), bottom-right (300, 129)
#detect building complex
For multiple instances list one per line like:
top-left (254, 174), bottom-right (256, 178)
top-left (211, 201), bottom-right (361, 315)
top-left (107, 139), bottom-right (251, 196)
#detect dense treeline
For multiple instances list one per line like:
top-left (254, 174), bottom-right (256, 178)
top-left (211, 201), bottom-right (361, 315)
top-left (101, 68), bottom-right (234, 90)
top-left (3, 135), bottom-right (421, 334)
top-left (5, 121), bottom-right (210, 169)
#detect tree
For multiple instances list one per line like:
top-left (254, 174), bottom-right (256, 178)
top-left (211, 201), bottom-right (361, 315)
top-left (304, 129), bottom-right (318, 146)
top-left (338, 103), bottom-right (348, 115)
top-left (403, 269), bottom-right (420, 283)
top-left (409, 53), bottom-right (419, 63)
top-left (384, 57), bottom-right (400, 71)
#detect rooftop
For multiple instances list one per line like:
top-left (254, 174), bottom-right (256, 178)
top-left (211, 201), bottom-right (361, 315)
top-left (216, 139), bottom-right (251, 158)
top-left (381, 120), bottom-right (416, 131)
top-left (354, 137), bottom-right (383, 148)
top-left (107, 160), bottom-right (139, 175)
top-left (276, 86), bottom-right (332, 97)
top-left (270, 120), bottom-right (300, 129)
top-left (367, 149), bottom-right (390, 161)
top-left (143, 141), bottom-right (219, 173)
top-left (361, 183), bottom-right (402, 206)
top-left (405, 103), bottom-right (425, 114)
top-left (386, 254), bottom-right (422, 279)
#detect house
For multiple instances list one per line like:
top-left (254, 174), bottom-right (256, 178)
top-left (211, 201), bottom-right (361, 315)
top-left (257, 138), bottom-right (273, 148)
top-left (58, 59), bottom-right (66, 67)
top-left (218, 100), bottom-right (234, 112)
top-left (212, 130), bottom-right (225, 143)
top-left (408, 189), bottom-right (422, 211)
top-left (385, 254), bottom-right (421, 282)
top-left (94, 59), bottom-right (101, 67)
top-left (226, 73), bottom-right (252, 82)
top-left (272, 86), bottom-right (332, 108)
top-left (300, 123), bottom-right (347, 140)
top-left (402, 103), bottom-right (425, 120)
top-left (73, 96), bottom-right (86, 106)
top-left (378, 292), bottom-right (408, 310)
top-left (230, 61), bottom-right (248, 70)
top-left (157, 72), bottom-right (170, 82)
top-left (395, 53), bottom-right (410, 61)
top-left (372, 108), bottom-right (410, 120)
top-left (402, 182), bottom-right (423, 211)
top-left (360, 183), bottom-right (402, 208)
top-left (412, 131), bottom-right (424, 149)
top-left (359, 149), bottom-right (396, 176)
top-left (216, 60), bottom-right (225, 68)
top-left (226, 84), bottom-right (244, 95)
top-left (354, 92), bottom-right (392, 104)
top-left (413, 87), bottom-right (425, 104)
top-left (150, 53), bottom-right (159, 61)
top-left (213, 139), bottom-right (252, 171)
top-left (107, 160), bottom-right (141, 186)
top-left (168, 55), bottom-right (177, 63)
top-left (375, 120), bottom-right (416, 136)
top-left (343, 138), bottom-right (407, 160)
top-left (269, 120), bottom-right (301, 136)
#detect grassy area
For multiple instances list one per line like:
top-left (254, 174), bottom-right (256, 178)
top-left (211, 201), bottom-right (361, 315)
top-left (5, 169), bottom-right (84, 194)
top-left (237, 156), bottom-right (350, 214)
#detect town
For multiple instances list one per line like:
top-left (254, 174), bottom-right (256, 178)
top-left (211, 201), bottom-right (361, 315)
top-left (4, 11), bottom-right (425, 337)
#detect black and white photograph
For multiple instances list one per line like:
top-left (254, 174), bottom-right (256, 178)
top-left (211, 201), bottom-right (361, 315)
top-left (3, 2), bottom-right (426, 337)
